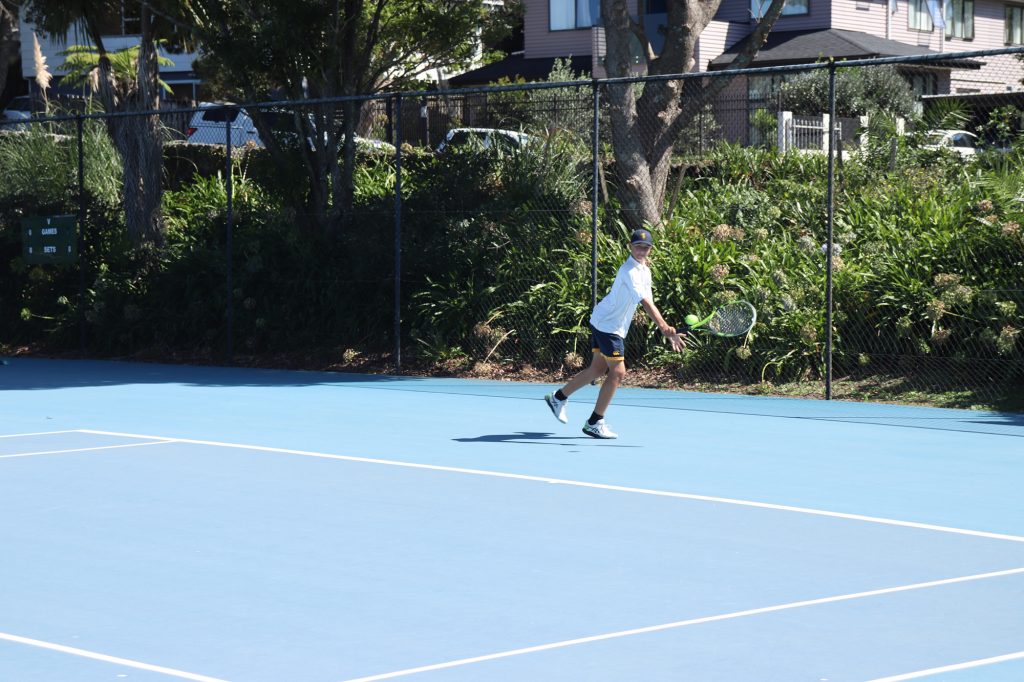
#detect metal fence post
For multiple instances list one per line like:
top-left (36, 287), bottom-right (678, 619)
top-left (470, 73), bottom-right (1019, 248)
top-left (825, 59), bottom-right (836, 400)
top-left (225, 113), bottom-right (234, 363)
top-left (76, 115), bottom-right (86, 353)
top-left (394, 94), bottom-right (404, 371)
top-left (591, 80), bottom-right (600, 310)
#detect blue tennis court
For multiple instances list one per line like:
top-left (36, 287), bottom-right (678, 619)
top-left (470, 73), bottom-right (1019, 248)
top-left (2, 358), bottom-right (1022, 681)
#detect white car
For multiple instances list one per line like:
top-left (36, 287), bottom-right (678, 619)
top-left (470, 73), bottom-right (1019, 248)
top-left (923, 129), bottom-right (978, 157)
top-left (436, 127), bottom-right (534, 153)
top-left (185, 103), bottom-right (393, 152)
top-left (185, 102), bottom-right (263, 146)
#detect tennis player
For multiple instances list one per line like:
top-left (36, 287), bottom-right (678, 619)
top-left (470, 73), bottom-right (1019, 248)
top-left (545, 228), bottom-right (686, 439)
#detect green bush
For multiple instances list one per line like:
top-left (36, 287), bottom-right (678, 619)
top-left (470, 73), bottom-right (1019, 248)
top-left (1, 115), bottom-right (1021, 397)
top-left (780, 65), bottom-right (919, 119)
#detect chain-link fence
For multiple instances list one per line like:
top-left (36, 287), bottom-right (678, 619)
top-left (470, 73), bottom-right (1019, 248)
top-left (2, 46), bottom-right (1022, 407)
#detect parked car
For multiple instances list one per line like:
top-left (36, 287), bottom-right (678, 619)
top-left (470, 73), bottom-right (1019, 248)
top-left (0, 96), bottom-right (38, 131)
top-left (435, 127), bottom-right (534, 154)
top-left (185, 103), bottom-right (264, 146)
top-left (185, 103), bottom-right (393, 152)
top-left (923, 129), bottom-right (978, 157)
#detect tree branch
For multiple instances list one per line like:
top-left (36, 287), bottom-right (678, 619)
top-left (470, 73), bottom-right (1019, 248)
top-left (672, 0), bottom-right (788, 137)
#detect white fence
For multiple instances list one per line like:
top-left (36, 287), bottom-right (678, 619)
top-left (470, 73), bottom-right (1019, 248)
top-left (777, 111), bottom-right (837, 152)
top-left (775, 111), bottom-right (904, 153)
top-left (776, 111), bottom-right (911, 153)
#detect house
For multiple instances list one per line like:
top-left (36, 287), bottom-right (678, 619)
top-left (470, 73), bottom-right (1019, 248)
top-left (16, 5), bottom-right (201, 105)
top-left (452, 0), bottom-right (1024, 96)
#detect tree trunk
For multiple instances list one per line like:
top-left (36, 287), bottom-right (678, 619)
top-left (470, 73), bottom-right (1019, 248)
top-left (600, 0), bottom-right (788, 232)
top-left (121, 7), bottom-right (164, 247)
top-left (117, 115), bottom-right (164, 247)
top-left (604, 81), bottom-right (663, 230)
top-left (337, 98), bottom-right (360, 230)
top-left (93, 5), bottom-right (165, 248)
top-left (334, 0), bottom-right (364, 233)
top-left (0, 0), bottom-right (19, 100)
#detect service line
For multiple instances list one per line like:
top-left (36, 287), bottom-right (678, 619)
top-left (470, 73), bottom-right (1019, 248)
top-left (342, 568), bottom-right (1024, 682)
top-left (0, 631), bottom-right (229, 682)
top-left (866, 649), bottom-right (1024, 681)
top-left (79, 429), bottom-right (1024, 545)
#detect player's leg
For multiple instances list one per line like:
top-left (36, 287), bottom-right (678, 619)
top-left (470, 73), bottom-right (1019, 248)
top-left (581, 329), bottom-right (624, 439)
top-left (562, 351), bottom-right (609, 396)
top-left (593, 357), bottom-right (625, 416)
top-left (545, 351), bottom-right (606, 423)
top-left (545, 324), bottom-right (613, 423)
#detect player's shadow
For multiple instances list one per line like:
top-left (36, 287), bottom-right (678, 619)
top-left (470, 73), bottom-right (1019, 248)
top-left (453, 432), bottom-right (639, 447)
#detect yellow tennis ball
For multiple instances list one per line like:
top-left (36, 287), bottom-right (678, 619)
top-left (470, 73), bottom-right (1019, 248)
top-left (684, 314), bottom-right (699, 326)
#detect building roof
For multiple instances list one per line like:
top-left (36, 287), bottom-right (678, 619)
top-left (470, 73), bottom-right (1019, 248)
top-left (447, 53), bottom-right (592, 88)
top-left (709, 28), bottom-right (982, 69)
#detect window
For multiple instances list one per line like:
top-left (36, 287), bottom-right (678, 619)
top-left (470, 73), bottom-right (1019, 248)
top-left (6, 96), bottom-right (34, 112)
top-left (945, 0), bottom-right (974, 38)
top-left (949, 131), bottom-right (977, 147)
top-left (1007, 5), bottom-right (1024, 44)
top-left (909, 0), bottom-right (934, 30)
top-left (906, 71), bottom-right (938, 95)
top-left (748, 74), bottom-right (790, 102)
top-left (94, 0), bottom-right (141, 36)
top-left (122, 1), bottom-right (141, 34)
top-left (751, 0), bottom-right (810, 19)
top-left (550, 0), bottom-right (601, 30)
top-left (200, 108), bottom-right (241, 123)
top-left (646, 0), bottom-right (669, 11)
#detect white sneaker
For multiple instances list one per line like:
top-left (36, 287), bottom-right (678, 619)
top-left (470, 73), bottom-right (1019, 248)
top-left (544, 393), bottom-right (568, 423)
top-left (582, 419), bottom-right (618, 439)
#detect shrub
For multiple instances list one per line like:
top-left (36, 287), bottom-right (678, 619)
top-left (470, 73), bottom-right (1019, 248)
top-left (780, 65), bottom-right (918, 119)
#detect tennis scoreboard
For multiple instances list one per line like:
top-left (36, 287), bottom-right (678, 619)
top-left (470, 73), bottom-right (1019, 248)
top-left (22, 215), bottom-right (78, 265)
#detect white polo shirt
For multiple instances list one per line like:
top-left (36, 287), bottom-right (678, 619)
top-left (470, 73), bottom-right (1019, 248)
top-left (589, 256), bottom-right (653, 338)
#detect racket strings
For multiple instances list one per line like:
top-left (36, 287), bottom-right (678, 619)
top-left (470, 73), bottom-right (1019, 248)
top-left (707, 302), bottom-right (755, 336)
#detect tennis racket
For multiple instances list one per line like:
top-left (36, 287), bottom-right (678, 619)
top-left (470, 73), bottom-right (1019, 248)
top-left (682, 301), bottom-right (756, 337)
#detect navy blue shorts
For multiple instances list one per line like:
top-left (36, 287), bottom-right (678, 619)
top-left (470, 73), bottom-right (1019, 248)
top-left (590, 324), bottom-right (625, 362)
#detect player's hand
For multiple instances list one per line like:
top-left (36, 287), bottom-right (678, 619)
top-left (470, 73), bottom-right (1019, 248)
top-left (662, 327), bottom-right (687, 352)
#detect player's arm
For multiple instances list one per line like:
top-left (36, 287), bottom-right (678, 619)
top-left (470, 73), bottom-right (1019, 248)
top-left (640, 298), bottom-right (686, 351)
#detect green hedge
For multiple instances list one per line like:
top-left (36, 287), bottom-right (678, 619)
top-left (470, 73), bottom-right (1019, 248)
top-left (1, 128), bottom-right (1021, 398)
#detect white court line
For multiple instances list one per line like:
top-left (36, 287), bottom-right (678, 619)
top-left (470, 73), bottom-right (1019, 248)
top-left (0, 440), bottom-right (172, 460)
top-left (79, 429), bottom-right (1024, 544)
top-left (0, 632), bottom-right (229, 682)
top-left (339, 567), bottom-right (1024, 682)
top-left (0, 430), bottom-right (80, 439)
top-left (866, 650), bottom-right (1024, 681)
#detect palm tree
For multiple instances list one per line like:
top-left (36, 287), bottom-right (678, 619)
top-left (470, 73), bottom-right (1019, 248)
top-left (24, 0), bottom-right (169, 247)
top-left (60, 42), bottom-right (174, 103)
top-left (0, 0), bottom-right (19, 99)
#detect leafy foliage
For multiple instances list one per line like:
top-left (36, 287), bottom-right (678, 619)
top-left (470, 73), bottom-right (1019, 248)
top-left (59, 43), bottom-right (175, 96)
top-left (170, 0), bottom-right (511, 234)
top-left (780, 65), bottom-right (919, 119)
top-left (1, 106), bottom-right (1021, 400)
